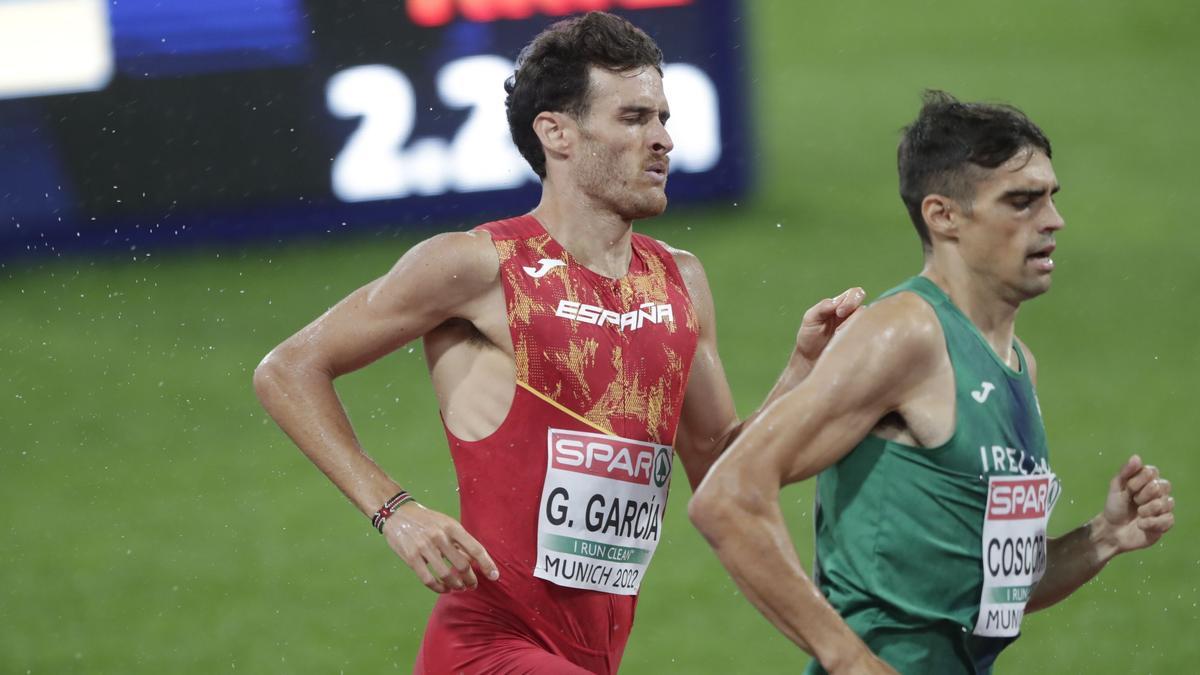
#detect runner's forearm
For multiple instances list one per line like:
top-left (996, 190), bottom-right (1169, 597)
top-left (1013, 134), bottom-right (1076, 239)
top-left (1027, 515), bottom-right (1117, 612)
top-left (763, 347), bottom-right (818, 407)
top-left (254, 355), bottom-right (402, 516)
top-left (689, 489), bottom-right (869, 670)
top-left (713, 349), bottom-right (818, 458)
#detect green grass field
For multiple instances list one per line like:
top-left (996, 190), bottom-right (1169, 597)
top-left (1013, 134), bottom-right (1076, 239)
top-left (3, 1), bottom-right (1198, 672)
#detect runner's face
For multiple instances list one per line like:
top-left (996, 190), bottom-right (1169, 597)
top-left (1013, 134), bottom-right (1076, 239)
top-left (572, 66), bottom-right (673, 220)
top-left (956, 149), bottom-right (1064, 301)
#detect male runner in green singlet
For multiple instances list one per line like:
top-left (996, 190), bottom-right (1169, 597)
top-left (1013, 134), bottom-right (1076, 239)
top-left (688, 91), bottom-right (1177, 675)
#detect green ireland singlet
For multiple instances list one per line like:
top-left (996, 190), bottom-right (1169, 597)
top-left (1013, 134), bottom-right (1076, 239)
top-left (805, 276), bottom-right (1060, 675)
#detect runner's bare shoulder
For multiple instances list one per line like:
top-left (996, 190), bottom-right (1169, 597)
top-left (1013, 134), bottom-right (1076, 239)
top-left (655, 240), bottom-right (697, 268)
top-left (373, 230), bottom-right (501, 314)
top-left (828, 291), bottom-right (945, 376)
top-left (654, 241), bottom-right (708, 297)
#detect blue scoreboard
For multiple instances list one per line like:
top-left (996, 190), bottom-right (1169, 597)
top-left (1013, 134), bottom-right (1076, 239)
top-left (0, 0), bottom-right (749, 258)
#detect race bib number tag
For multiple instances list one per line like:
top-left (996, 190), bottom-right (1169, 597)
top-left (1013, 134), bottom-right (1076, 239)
top-left (534, 428), bottom-right (673, 595)
top-left (973, 474), bottom-right (1060, 637)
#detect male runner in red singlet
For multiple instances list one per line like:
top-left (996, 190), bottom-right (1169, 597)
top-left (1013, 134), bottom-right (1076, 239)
top-left (254, 12), bottom-right (863, 674)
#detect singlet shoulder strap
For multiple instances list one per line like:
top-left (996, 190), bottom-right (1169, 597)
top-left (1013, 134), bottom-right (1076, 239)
top-left (878, 275), bottom-right (949, 308)
top-left (474, 214), bottom-right (544, 240)
top-left (632, 233), bottom-right (688, 289)
top-left (881, 276), bottom-right (1026, 380)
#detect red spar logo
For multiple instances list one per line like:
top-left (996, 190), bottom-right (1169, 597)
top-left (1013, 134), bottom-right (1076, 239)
top-left (987, 477), bottom-right (1052, 520)
top-left (550, 429), bottom-right (660, 485)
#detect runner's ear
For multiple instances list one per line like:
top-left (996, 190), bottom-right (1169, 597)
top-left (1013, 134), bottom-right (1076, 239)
top-left (922, 193), bottom-right (959, 243)
top-left (533, 111), bottom-right (573, 164)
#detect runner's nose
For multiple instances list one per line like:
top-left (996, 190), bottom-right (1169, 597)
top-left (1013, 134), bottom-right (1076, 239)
top-left (649, 118), bottom-right (673, 155)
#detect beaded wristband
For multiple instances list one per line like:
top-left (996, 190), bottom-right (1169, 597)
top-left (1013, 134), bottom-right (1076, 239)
top-left (371, 490), bottom-right (415, 533)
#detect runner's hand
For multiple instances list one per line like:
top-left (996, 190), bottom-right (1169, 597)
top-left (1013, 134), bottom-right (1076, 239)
top-left (381, 502), bottom-right (500, 593)
top-left (794, 287), bottom-right (866, 363)
top-left (1102, 454), bottom-right (1175, 553)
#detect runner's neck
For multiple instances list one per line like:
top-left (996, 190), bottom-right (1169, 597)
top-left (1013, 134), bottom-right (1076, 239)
top-left (531, 190), bottom-right (634, 279)
top-left (921, 265), bottom-right (1021, 370)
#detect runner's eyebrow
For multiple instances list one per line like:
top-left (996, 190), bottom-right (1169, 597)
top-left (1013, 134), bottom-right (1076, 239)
top-left (1002, 185), bottom-right (1061, 200)
top-left (619, 106), bottom-right (669, 121)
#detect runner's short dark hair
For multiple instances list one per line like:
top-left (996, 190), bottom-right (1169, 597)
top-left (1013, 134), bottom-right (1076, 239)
top-left (505, 12), bottom-right (663, 179)
top-left (898, 90), bottom-right (1052, 249)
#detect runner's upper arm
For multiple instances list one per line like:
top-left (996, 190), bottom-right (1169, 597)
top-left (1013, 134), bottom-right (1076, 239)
top-left (711, 293), bottom-right (943, 490)
top-left (264, 231), bottom-right (499, 378)
top-left (669, 246), bottom-right (740, 489)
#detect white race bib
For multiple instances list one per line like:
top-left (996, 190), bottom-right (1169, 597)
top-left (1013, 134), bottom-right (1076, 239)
top-left (533, 428), bottom-right (673, 595)
top-left (973, 474), bottom-right (1060, 637)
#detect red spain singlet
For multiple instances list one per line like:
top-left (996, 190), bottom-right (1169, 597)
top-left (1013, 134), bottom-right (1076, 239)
top-left (415, 215), bottom-right (698, 674)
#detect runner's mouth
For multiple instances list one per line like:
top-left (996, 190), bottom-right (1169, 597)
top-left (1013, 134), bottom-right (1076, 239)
top-left (1026, 243), bottom-right (1056, 260)
top-left (1026, 243), bottom-right (1056, 272)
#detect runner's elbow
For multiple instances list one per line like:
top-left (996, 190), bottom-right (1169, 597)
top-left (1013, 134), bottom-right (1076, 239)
top-left (687, 490), bottom-right (722, 542)
top-left (696, 470), bottom-right (777, 538)
top-left (252, 350), bottom-right (286, 404)
top-left (253, 346), bottom-right (319, 404)
top-left (689, 476), bottom-right (755, 542)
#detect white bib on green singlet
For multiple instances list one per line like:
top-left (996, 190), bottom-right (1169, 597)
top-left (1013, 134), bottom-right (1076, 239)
top-left (973, 474), bottom-right (1060, 637)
